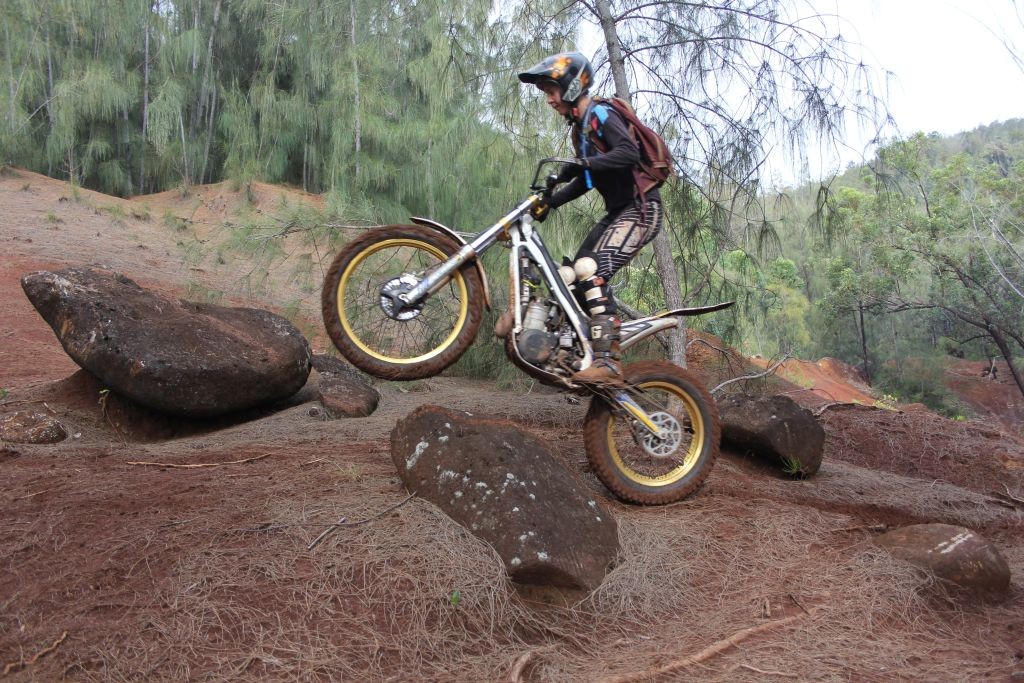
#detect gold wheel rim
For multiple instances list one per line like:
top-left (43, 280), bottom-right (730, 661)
top-left (337, 238), bottom-right (469, 364)
top-left (608, 380), bottom-right (705, 486)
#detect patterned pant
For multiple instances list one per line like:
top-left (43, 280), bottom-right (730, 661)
top-left (574, 199), bottom-right (663, 315)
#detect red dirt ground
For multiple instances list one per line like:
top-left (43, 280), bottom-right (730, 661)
top-left (2, 167), bottom-right (1023, 681)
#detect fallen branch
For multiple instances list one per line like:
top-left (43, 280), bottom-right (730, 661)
top-left (507, 645), bottom-right (558, 683)
top-left (989, 484), bottom-right (1024, 509)
top-left (710, 355), bottom-right (789, 396)
top-left (727, 663), bottom-right (799, 678)
top-left (0, 399), bottom-right (43, 407)
top-left (126, 453), bottom-right (273, 469)
top-left (3, 630), bottom-right (68, 675)
top-left (14, 489), bottom-right (53, 501)
top-left (813, 402), bottom-right (844, 417)
top-left (308, 494), bottom-right (416, 550)
top-left (600, 609), bottom-right (818, 683)
top-left (686, 336), bottom-right (727, 354)
top-left (829, 524), bottom-right (889, 534)
top-left (1002, 483), bottom-right (1024, 504)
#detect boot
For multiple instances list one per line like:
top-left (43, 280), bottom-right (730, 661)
top-left (572, 315), bottom-right (623, 386)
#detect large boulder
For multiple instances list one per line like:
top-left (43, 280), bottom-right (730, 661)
top-left (391, 405), bottom-right (619, 590)
top-left (21, 266), bottom-right (311, 418)
top-left (875, 524), bottom-right (1011, 596)
top-left (312, 354), bottom-right (379, 418)
top-left (718, 393), bottom-right (824, 476)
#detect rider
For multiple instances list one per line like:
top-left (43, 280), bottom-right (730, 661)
top-left (518, 51), bottom-right (663, 385)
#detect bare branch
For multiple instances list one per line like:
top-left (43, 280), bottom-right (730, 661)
top-left (710, 354), bottom-right (789, 395)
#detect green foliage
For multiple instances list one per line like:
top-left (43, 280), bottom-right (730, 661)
top-left (724, 119), bottom-right (1024, 406)
top-left (780, 455), bottom-right (808, 478)
top-left (163, 211), bottom-right (189, 232)
top-left (873, 357), bottom-right (970, 419)
top-left (2, 0), bottom-right (512, 208)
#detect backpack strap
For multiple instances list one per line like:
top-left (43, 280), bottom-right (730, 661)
top-left (579, 100), bottom-right (601, 189)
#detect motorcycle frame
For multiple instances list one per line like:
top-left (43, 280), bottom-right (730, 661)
top-left (507, 216), bottom-right (595, 371)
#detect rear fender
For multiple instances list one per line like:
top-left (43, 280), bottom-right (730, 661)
top-left (411, 216), bottom-right (492, 310)
top-left (620, 301), bottom-right (735, 350)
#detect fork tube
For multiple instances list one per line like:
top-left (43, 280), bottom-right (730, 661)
top-left (509, 241), bottom-right (523, 328)
top-left (613, 391), bottom-right (663, 437)
top-left (401, 197), bottom-right (537, 306)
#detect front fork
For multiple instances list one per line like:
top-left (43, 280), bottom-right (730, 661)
top-left (590, 387), bottom-right (663, 440)
top-left (399, 197), bottom-right (539, 307)
top-left (611, 390), bottom-right (663, 436)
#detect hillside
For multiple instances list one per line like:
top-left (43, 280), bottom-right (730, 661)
top-left (1, 167), bottom-right (1023, 681)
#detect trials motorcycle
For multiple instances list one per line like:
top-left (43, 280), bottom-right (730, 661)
top-left (321, 159), bottom-right (734, 505)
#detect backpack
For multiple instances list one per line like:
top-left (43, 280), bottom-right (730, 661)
top-left (578, 97), bottom-right (674, 199)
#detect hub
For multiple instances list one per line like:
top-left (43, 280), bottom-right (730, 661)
top-left (379, 274), bottom-right (424, 321)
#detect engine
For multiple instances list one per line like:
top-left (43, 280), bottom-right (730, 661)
top-left (516, 300), bottom-right (558, 364)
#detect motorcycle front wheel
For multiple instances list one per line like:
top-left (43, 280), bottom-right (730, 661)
top-left (321, 225), bottom-right (484, 380)
top-left (584, 361), bottom-right (720, 505)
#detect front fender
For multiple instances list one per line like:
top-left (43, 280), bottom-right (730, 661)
top-left (410, 216), bottom-right (492, 310)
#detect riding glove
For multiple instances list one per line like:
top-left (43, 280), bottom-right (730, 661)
top-left (530, 200), bottom-right (551, 222)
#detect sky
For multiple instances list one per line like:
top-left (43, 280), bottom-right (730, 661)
top-left (788, 0), bottom-right (1024, 183)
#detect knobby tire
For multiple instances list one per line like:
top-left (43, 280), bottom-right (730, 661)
top-left (321, 225), bottom-right (484, 380)
top-left (584, 361), bottom-right (720, 505)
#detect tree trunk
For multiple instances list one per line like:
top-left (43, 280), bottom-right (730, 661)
top-left (594, 0), bottom-right (630, 101)
top-left (987, 321), bottom-right (1024, 401)
top-left (194, 0), bottom-right (222, 144)
top-left (178, 110), bottom-right (191, 187)
top-left (44, 14), bottom-right (55, 176)
top-left (652, 229), bottom-right (688, 364)
top-left (592, 0), bottom-right (687, 366)
top-left (191, 4), bottom-right (200, 74)
top-left (140, 0), bottom-right (153, 192)
top-left (302, 133), bottom-right (308, 192)
top-left (200, 84), bottom-right (216, 183)
top-left (426, 138), bottom-right (436, 217)
top-left (4, 22), bottom-right (16, 138)
top-left (349, 0), bottom-right (361, 179)
top-left (857, 301), bottom-right (871, 383)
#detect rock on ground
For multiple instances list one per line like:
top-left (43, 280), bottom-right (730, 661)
top-left (0, 410), bottom-right (67, 444)
top-left (876, 523), bottom-right (1011, 596)
top-left (21, 266), bottom-right (311, 418)
top-left (312, 355), bottom-right (379, 418)
top-left (391, 405), bottom-right (619, 591)
top-left (719, 393), bottom-right (824, 476)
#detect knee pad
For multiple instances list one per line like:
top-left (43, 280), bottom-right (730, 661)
top-left (573, 256), bottom-right (598, 281)
top-left (558, 265), bottom-right (576, 287)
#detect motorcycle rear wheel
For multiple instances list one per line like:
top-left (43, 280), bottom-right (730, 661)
top-left (321, 225), bottom-right (484, 380)
top-left (584, 361), bottom-right (720, 505)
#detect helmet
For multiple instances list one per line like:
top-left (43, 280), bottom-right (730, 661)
top-left (517, 52), bottom-right (593, 105)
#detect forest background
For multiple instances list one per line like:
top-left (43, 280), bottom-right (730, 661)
top-left (3, 0), bottom-right (1024, 419)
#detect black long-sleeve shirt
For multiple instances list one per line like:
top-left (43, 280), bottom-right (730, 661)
top-left (548, 100), bottom-right (660, 213)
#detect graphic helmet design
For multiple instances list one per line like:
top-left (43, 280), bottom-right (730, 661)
top-left (517, 52), bottom-right (593, 105)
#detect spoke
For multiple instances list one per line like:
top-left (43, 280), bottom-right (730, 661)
top-left (340, 242), bottom-right (463, 361)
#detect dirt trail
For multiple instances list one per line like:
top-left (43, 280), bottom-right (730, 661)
top-left (2, 167), bottom-right (1023, 681)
